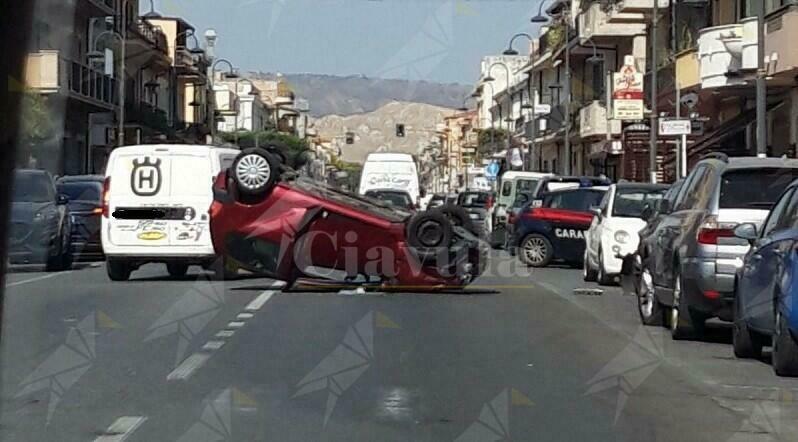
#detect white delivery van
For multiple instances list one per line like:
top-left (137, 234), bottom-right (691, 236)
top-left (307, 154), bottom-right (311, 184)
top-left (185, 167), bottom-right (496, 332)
top-left (359, 153), bottom-right (421, 204)
top-left (101, 144), bottom-right (240, 281)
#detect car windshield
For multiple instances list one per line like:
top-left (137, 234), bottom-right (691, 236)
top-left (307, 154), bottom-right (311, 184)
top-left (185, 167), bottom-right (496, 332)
top-left (57, 182), bottom-right (101, 202)
top-left (366, 190), bottom-right (413, 208)
top-left (544, 190), bottom-right (606, 212)
top-left (458, 192), bottom-right (489, 207)
top-left (12, 173), bottom-right (53, 203)
top-left (612, 189), bottom-right (667, 218)
top-left (719, 168), bottom-right (798, 209)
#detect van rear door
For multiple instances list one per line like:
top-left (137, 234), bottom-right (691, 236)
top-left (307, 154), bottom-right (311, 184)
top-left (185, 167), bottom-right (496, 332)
top-left (107, 148), bottom-right (213, 248)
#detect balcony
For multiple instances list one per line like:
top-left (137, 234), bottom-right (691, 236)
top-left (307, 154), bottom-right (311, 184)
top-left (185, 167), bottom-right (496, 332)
top-left (579, 101), bottom-right (621, 139)
top-left (698, 17), bottom-right (758, 89)
top-left (612, 0), bottom-right (669, 13)
top-left (175, 47), bottom-right (209, 78)
top-left (579, 2), bottom-right (646, 41)
top-left (129, 18), bottom-right (169, 56)
top-left (675, 48), bottom-right (700, 89)
top-left (25, 50), bottom-right (117, 110)
top-left (126, 102), bottom-right (170, 134)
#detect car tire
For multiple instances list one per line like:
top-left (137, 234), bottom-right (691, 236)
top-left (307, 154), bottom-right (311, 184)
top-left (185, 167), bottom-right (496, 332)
top-left (435, 205), bottom-right (477, 236)
top-left (637, 263), bottom-right (664, 326)
top-left (231, 148), bottom-right (279, 198)
top-left (519, 234), bottom-right (552, 267)
top-left (597, 247), bottom-right (614, 286)
top-left (732, 294), bottom-right (764, 359)
top-left (407, 211), bottom-right (454, 259)
top-left (669, 270), bottom-right (705, 340)
top-left (773, 310), bottom-right (798, 377)
top-left (46, 227), bottom-right (73, 272)
top-left (167, 263), bottom-right (189, 278)
top-left (107, 259), bottom-right (132, 281)
top-left (583, 250), bottom-right (598, 282)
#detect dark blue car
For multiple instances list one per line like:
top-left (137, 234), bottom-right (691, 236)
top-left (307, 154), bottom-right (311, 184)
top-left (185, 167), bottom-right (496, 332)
top-left (733, 178), bottom-right (798, 376)
top-left (510, 187), bottom-right (607, 267)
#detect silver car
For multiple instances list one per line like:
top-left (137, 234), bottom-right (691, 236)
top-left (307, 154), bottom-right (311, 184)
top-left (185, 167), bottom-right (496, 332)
top-left (643, 154), bottom-right (798, 339)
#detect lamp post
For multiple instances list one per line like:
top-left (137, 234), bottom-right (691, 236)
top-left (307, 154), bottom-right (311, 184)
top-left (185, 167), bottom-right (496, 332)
top-left (211, 59), bottom-right (238, 144)
top-left (649, 0), bottom-right (659, 182)
top-left (485, 61), bottom-right (514, 166)
top-left (88, 30), bottom-right (126, 147)
top-left (532, 4), bottom-right (572, 175)
top-left (504, 33), bottom-right (534, 56)
top-left (756, 0), bottom-right (767, 157)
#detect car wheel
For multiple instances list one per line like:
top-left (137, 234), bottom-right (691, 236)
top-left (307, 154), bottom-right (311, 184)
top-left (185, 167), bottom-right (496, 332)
top-left (669, 271), bottom-right (705, 340)
top-left (772, 310), bottom-right (798, 377)
top-left (732, 294), bottom-right (764, 359)
top-left (597, 247), bottom-right (614, 286)
top-left (231, 148), bottom-right (279, 198)
top-left (107, 259), bottom-right (132, 281)
top-left (435, 205), bottom-right (477, 236)
top-left (167, 263), bottom-right (189, 278)
top-left (519, 234), bottom-right (552, 267)
top-left (46, 226), bottom-right (72, 272)
top-left (637, 264), bottom-right (664, 326)
top-left (407, 211), bottom-right (454, 259)
top-left (583, 249), bottom-right (597, 282)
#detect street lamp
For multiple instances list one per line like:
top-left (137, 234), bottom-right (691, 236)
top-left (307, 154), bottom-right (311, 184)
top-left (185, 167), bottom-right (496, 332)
top-left (211, 59), bottom-right (240, 143)
top-left (142, 0), bottom-right (161, 19)
top-left (89, 30), bottom-right (126, 147)
top-left (486, 61), bottom-right (514, 163)
top-left (176, 29), bottom-right (205, 55)
top-left (504, 33), bottom-right (534, 56)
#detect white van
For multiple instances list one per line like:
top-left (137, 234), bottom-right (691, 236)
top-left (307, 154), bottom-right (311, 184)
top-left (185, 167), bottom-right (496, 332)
top-left (359, 153), bottom-right (421, 204)
top-left (101, 144), bottom-right (240, 281)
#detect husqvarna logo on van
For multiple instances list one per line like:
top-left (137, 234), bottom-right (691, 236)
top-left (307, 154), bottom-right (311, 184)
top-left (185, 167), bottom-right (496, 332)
top-left (131, 157), bottom-right (162, 196)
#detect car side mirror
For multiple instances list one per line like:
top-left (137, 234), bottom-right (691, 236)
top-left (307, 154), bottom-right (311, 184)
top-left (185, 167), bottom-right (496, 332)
top-left (56, 194), bottom-right (69, 205)
top-left (531, 199), bottom-right (543, 208)
top-left (640, 204), bottom-right (653, 221)
top-left (658, 199), bottom-right (672, 215)
top-left (734, 223), bottom-right (758, 244)
top-left (589, 206), bottom-right (602, 217)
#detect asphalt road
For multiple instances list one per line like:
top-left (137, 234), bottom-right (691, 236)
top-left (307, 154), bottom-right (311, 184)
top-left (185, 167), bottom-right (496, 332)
top-left (1, 251), bottom-right (798, 441)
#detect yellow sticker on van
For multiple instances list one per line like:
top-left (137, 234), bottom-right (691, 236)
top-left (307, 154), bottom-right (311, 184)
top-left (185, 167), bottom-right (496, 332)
top-left (138, 231), bottom-right (167, 241)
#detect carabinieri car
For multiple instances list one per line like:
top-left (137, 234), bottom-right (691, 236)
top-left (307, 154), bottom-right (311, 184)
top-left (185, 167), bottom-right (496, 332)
top-left (210, 146), bottom-right (488, 290)
top-left (510, 186), bottom-right (608, 267)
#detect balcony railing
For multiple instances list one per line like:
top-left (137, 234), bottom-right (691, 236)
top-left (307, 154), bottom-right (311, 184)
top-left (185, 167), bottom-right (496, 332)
top-left (697, 17), bottom-right (757, 88)
top-left (25, 50), bottom-right (117, 109)
top-left (175, 47), bottom-right (209, 75)
top-left (126, 101), bottom-right (170, 133)
top-left (579, 1), bottom-right (646, 40)
top-left (131, 19), bottom-right (169, 55)
top-left (579, 101), bottom-right (621, 139)
top-left (85, 0), bottom-right (115, 15)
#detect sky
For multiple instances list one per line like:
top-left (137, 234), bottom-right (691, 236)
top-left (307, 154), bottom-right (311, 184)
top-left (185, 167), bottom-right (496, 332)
top-left (152, 0), bottom-right (543, 85)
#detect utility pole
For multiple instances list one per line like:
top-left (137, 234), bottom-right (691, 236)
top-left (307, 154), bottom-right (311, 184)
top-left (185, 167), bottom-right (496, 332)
top-left (756, 0), bottom-right (767, 157)
top-left (648, 0), bottom-right (659, 183)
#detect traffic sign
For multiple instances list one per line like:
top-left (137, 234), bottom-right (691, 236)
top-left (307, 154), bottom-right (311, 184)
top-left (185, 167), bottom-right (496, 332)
top-left (485, 162), bottom-right (500, 178)
top-left (659, 119), bottom-right (692, 136)
top-left (534, 104), bottom-right (551, 115)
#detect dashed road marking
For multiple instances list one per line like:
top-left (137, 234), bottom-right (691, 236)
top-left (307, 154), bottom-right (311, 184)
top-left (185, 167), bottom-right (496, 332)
top-left (94, 416), bottom-right (147, 442)
top-left (167, 353), bottom-right (211, 381)
top-left (6, 272), bottom-right (65, 288)
top-left (237, 312), bottom-right (254, 320)
top-left (202, 340), bottom-right (226, 351)
top-left (215, 330), bottom-right (235, 338)
top-left (228, 321), bottom-right (245, 328)
top-left (245, 290), bottom-right (275, 311)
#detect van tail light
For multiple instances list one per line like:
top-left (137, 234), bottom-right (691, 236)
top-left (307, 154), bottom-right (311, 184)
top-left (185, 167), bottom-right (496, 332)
top-left (101, 177), bottom-right (110, 218)
top-left (696, 216), bottom-right (737, 245)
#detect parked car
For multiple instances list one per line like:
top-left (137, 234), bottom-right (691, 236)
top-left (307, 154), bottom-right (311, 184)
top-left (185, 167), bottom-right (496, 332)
top-left (9, 169), bottom-right (72, 270)
top-left (210, 147), bottom-right (488, 288)
top-left (101, 144), bottom-right (241, 281)
top-left (733, 179), bottom-right (798, 376)
top-left (457, 190), bottom-right (494, 237)
top-left (57, 175), bottom-right (105, 261)
top-left (503, 191), bottom-right (535, 249)
top-left (359, 152), bottom-right (421, 205)
top-left (640, 154), bottom-right (798, 339)
top-left (584, 183), bottom-right (669, 285)
top-left (493, 172), bottom-right (554, 245)
top-left (621, 179), bottom-right (686, 324)
top-left (364, 189), bottom-right (416, 211)
top-left (509, 187), bottom-right (607, 267)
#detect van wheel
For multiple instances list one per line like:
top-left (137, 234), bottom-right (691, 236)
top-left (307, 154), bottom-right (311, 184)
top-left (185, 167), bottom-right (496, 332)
top-left (167, 263), bottom-right (189, 278)
top-left (407, 211), bottom-right (454, 260)
top-left (232, 148), bottom-right (279, 198)
top-left (107, 259), bottom-right (132, 281)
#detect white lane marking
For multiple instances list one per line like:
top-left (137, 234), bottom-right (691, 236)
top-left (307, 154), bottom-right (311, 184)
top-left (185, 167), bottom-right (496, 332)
top-left (215, 330), bottom-right (235, 338)
top-left (237, 312), bottom-right (254, 320)
top-left (227, 321), bottom-right (246, 329)
top-left (167, 353), bottom-right (211, 381)
top-left (202, 340), bottom-right (225, 351)
top-left (270, 280), bottom-right (286, 288)
top-left (245, 290), bottom-right (275, 311)
top-left (94, 416), bottom-right (147, 442)
top-left (5, 272), bottom-right (65, 288)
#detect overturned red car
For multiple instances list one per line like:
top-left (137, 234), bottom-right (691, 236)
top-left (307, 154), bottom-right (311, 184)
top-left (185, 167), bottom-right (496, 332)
top-left (209, 147), bottom-right (487, 290)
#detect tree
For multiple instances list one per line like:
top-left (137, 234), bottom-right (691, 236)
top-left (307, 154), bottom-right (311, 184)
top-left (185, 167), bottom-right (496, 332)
top-left (477, 128), bottom-right (508, 156)
top-left (17, 92), bottom-right (57, 167)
